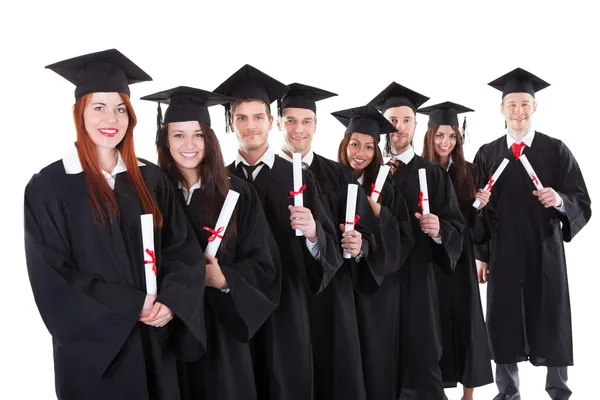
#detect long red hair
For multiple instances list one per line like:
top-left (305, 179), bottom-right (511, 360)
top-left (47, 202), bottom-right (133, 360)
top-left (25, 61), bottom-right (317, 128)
top-left (73, 93), bottom-right (163, 226)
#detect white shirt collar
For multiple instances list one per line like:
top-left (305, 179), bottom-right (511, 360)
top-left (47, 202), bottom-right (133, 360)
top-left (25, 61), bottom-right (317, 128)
top-left (277, 149), bottom-right (314, 167)
top-left (357, 173), bottom-right (364, 185)
top-left (446, 155), bottom-right (454, 172)
top-left (178, 179), bottom-right (202, 205)
top-left (234, 145), bottom-right (276, 169)
top-left (62, 144), bottom-right (145, 174)
top-left (506, 126), bottom-right (535, 149)
top-left (393, 146), bottom-right (415, 165)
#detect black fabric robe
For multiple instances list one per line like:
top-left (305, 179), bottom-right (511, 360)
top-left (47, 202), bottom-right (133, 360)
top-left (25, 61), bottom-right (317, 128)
top-left (353, 181), bottom-right (414, 400)
top-left (388, 154), bottom-right (465, 399)
top-left (176, 175), bottom-right (281, 400)
top-left (304, 154), bottom-right (388, 400)
top-left (474, 132), bottom-right (591, 366)
top-left (435, 162), bottom-right (493, 388)
top-left (228, 155), bottom-right (343, 400)
top-left (24, 159), bottom-right (206, 400)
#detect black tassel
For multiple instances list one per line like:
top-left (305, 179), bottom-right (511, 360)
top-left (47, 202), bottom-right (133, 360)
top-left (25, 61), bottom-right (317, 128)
top-left (154, 103), bottom-right (164, 146)
top-left (277, 98), bottom-right (282, 118)
top-left (462, 116), bottom-right (468, 142)
top-left (224, 105), bottom-right (231, 133)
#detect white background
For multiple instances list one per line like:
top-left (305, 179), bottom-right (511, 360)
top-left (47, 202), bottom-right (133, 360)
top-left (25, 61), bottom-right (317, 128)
top-left (1, 1), bottom-right (598, 398)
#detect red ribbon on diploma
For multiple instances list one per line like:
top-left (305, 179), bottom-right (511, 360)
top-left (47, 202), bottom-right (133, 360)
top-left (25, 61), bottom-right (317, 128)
top-left (203, 226), bottom-right (224, 242)
top-left (346, 215), bottom-right (360, 226)
top-left (144, 249), bottom-right (157, 277)
top-left (486, 177), bottom-right (494, 191)
top-left (370, 183), bottom-right (380, 197)
top-left (531, 173), bottom-right (539, 186)
top-left (418, 191), bottom-right (428, 211)
top-left (288, 184), bottom-right (307, 198)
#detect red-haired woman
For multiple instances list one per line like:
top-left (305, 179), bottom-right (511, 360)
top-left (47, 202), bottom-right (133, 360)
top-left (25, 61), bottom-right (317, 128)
top-left (418, 102), bottom-right (493, 400)
top-left (143, 86), bottom-right (281, 400)
top-left (334, 105), bottom-right (414, 400)
top-left (24, 50), bottom-right (206, 400)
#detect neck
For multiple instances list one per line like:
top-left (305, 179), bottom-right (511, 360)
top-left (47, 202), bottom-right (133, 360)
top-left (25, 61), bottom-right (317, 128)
top-left (240, 143), bottom-right (268, 166)
top-left (282, 145), bottom-right (310, 159)
top-left (507, 124), bottom-right (530, 142)
top-left (96, 147), bottom-right (118, 173)
top-left (395, 144), bottom-right (412, 156)
top-left (438, 155), bottom-right (450, 169)
top-left (180, 167), bottom-right (199, 189)
top-left (353, 168), bottom-right (363, 179)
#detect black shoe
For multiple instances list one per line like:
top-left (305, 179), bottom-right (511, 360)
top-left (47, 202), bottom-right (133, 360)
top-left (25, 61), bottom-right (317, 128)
top-left (492, 392), bottom-right (520, 400)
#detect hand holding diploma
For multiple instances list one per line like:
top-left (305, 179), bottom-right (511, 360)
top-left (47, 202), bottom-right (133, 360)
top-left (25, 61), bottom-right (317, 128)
top-left (288, 205), bottom-right (317, 242)
top-left (415, 212), bottom-right (440, 239)
top-left (204, 254), bottom-right (228, 289)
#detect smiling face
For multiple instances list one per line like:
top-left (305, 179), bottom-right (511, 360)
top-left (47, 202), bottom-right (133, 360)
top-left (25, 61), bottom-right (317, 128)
top-left (433, 125), bottom-right (457, 159)
top-left (501, 92), bottom-right (537, 134)
top-left (167, 120), bottom-right (205, 176)
top-left (231, 100), bottom-right (273, 153)
top-left (83, 92), bottom-right (129, 150)
top-left (384, 105), bottom-right (416, 154)
top-left (278, 107), bottom-right (316, 156)
top-left (346, 133), bottom-right (376, 172)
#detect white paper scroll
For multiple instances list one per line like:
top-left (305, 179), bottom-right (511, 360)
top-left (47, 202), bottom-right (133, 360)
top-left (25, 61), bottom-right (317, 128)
top-left (370, 165), bottom-right (391, 203)
top-left (418, 168), bottom-right (430, 215)
top-left (519, 154), bottom-right (544, 190)
top-left (343, 184), bottom-right (359, 259)
top-left (472, 158), bottom-right (510, 209)
top-left (141, 214), bottom-right (157, 296)
top-left (292, 152), bottom-right (304, 236)
top-left (204, 190), bottom-right (240, 257)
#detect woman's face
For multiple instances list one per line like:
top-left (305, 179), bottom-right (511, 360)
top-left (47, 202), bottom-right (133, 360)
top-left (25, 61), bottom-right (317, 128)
top-left (346, 133), bottom-right (376, 172)
top-left (167, 121), bottom-right (205, 173)
top-left (433, 125), bottom-right (457, 158)
top-left (83, 92), bottom-right (129, 150)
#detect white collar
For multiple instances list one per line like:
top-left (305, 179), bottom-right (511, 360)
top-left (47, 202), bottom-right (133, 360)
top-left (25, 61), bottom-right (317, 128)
top-left (446, 155), bottom-right (454, 172)
top-left (62, 143), bottom-right (145, 175)
top-left (506, 126), bottom-right (535, 149)
top-left (357, 173), bottom-right (364, 185)
top-left (393, 146), bottom-right (415, 165)
top-left (278, 149), bottom-right (314, 167)
top-left (235, 145), bottom-right (275, 169)
top-left (178, 179), bottom-right (202, 205)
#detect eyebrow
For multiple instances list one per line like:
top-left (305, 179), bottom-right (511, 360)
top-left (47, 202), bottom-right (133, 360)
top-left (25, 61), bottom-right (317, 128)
top-left (91, 102), bottom-right (126, 107)
top-left (170, 129), bottom-right (203, 133)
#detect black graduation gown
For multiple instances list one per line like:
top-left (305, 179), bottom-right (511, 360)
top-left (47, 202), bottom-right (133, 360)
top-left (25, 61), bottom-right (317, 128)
top-left (228, 155), bottom-right (343, 400)
top-left (304, 154), bottom-right (388, 400)
top-left (354, 181), bottom-right (414, 400)
top-left (177, 176), bottom-right (281, 400)
top-left (388, 154), bottom-right (465, 399)
top-left (473, 132), bottom-right (591, 366)
top-left (24, 159), bottom-right (206, 400)
top-left (435, 162), bottom-right (493, 388)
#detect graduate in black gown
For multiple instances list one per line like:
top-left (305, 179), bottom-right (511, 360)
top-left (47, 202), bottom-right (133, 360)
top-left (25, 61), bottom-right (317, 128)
top-left (24, 49), bottom-right (206, 400)
top-left (142, 86), bottom-right (281, 399)
top-left (276, 88), bottom-right (393, 400)
top-left (368, 82), bottom-right (466, 399)
top-left (335, 105), bottom-right (414, 400)
top-left (214, 64), bottom-right (344, 400)
top-left (417, 101), bottom-right (494, 400)
top-left (474, 68), bottom-right (592, 400)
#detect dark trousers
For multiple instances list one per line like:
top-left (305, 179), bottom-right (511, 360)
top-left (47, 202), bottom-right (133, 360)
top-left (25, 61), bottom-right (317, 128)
top-left (496, 363), bottom-right (572, 400)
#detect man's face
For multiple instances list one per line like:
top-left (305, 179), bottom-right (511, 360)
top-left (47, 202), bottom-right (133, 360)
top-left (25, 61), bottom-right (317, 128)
top-left (501, 92), bottom-right (537, 134)
top-left (277, 107), bottom-right (316, 155)
top-left (384, 105), bottom-right (417, 152)
top-left (231, 100), bottom-right (273, 152)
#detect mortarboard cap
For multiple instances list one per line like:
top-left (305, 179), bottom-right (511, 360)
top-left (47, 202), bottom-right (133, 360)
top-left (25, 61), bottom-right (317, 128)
top-left (331, 105), bottom-right (397, 143)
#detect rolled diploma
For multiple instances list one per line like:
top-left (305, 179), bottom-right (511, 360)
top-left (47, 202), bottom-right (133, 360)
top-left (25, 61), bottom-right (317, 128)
top-left (204, 190), bottom-right (240, 257)
top-left (370, 165), bottom-right (391, 202)
top-left (418, 168), bottom-right (430, 215)
top-left (293, 152), bottom-right (304, 236)
top-left (519, 154), bottom-right (544, 190)
top-left (472, 158), bottom-right (510, 208)
top-left (343, 184), bottom-right (359, 259)
top-left (141, 214), bottom-right (157, 296)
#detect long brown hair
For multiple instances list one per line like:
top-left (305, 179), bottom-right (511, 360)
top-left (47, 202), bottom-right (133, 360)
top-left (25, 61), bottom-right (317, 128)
top-left (157, 121), bottom-right (236, 246)
top-left (421, 125), bottom-right (475, 207)
top-left (337, 134), bottom-right (384, 198)
top-left (73, 93), bottom-right (162, 226)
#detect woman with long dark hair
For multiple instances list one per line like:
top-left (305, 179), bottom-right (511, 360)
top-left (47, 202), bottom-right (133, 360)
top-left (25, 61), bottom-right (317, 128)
top-left (335, 105), bottom-right (414, 400)
top-left (142, 86), bottom-right (281, 400)
top-left (418, 101), bottom-right (493, 400)
top-left (24, 49), bottom-right (206, 399)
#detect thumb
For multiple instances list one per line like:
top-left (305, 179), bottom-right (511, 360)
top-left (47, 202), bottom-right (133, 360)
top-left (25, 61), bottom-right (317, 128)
top-left (339, 223), bottom-right (346, 233)
top-left (414, 212), bottom-right (422, 220)
top-left (532, 190), bottom-right (539, 196)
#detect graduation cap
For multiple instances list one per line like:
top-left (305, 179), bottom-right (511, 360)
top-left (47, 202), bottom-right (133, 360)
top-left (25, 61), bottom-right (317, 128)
top-left (417, 101), bottom-right (474, 129)
top-left (488, 67), bottom-right (550, 98)
top-left (331, 105), bottom-right (397, 143)
top-left (45, 49), bottom-right (152, 100)
top-left (277, 83), bottom-right (337, 116)
top-left (368, 82), bottom-right (430, 113)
